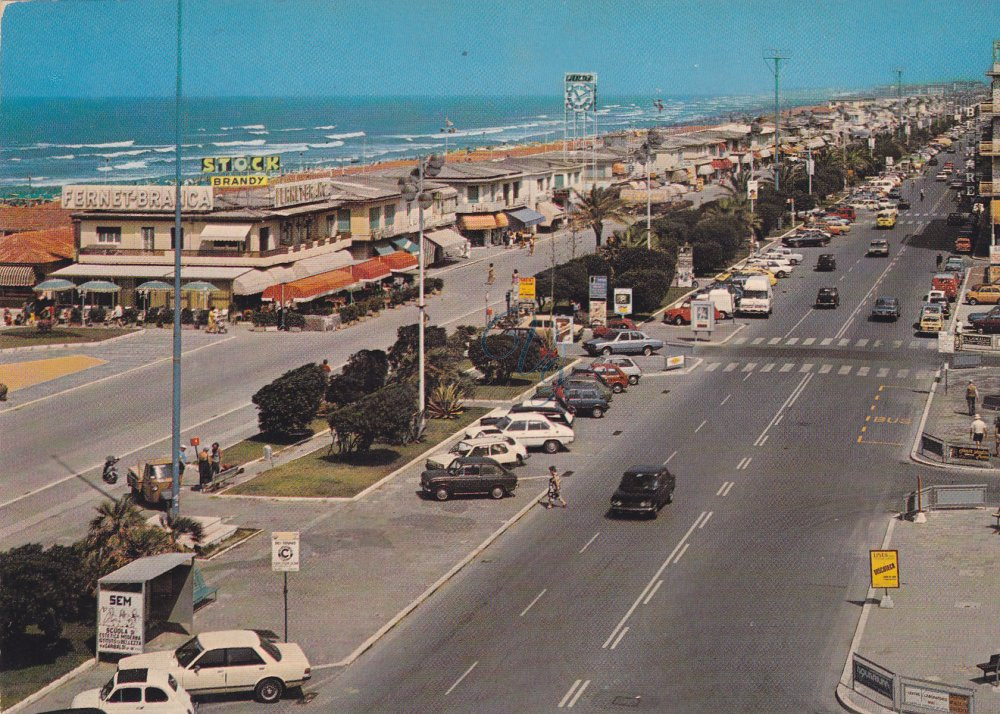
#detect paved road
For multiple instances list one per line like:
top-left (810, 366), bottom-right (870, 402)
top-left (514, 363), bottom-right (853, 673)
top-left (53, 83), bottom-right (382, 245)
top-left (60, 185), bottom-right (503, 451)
top-left (241, 171), bottom-right (964, 712)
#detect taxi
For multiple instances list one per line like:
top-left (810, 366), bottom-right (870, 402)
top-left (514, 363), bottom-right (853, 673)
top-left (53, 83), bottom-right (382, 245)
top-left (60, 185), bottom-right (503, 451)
top-left (875, 210), bottom-right (897, 229)
top-left (919, 304), bottom-right (945, 333)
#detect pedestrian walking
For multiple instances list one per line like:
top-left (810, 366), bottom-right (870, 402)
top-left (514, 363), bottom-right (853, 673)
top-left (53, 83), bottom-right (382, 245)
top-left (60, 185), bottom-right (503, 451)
top-left (545, 465), bottom-right (566, 509)
top-left (511, 268), bottom-right (520, 287)
top-left (920, 188), bottom-right (925, 201)
top-left (322, 358), bottom-right (332, 375)
top-left (966, 380), bottom-right (978, 416)
top-left (487, 262), bottom-right (496, 285)
top-left (935, 253), bottom-right (943, 270)
top-left (210, 442), bottom-right (222, 476)
top-left (970, 413), bottom-right (987, 445)
top-left (198, 447), bottom-right (212, 488)
top-left (529, 234), bottom-right (536, 255)
top-left (177, 445), bottom-right (187, 475)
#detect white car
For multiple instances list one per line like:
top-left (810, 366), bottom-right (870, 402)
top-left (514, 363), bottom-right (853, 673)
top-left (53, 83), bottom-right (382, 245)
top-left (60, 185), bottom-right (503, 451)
top-left (746, 258), bottom-right (793, 278)
top-left (118, 630), bottom-right (311, 704)
top-left (72, 668), bottom-right (195, 714)
top-left (464, 412), bottom-right (574, 454)
top-left (594, 355), bottom-right (642, 385)
top-left (763, 247), bottom-right (803, 264)
top-left (425, 435), bottom-right (528, 470)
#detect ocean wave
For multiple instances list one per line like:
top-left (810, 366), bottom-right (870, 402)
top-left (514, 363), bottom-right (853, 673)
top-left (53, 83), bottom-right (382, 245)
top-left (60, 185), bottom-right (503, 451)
top-left (392, 125), bottom-right (505, 140)
top-left (308, 141), bottom-right (345, 148)
top-left (212, 139), bottom-right (267, 147)
top-left (95, 149), bottom-right (149, 158)
top-left (315, 125), bottom-right (337, 130)
top-left (115, 160), bottom-right (148, 170)
top-left (52, 154), bottom-right (75, 160)
top-left (9, 157), bottom-right (20, 161)
top-left (248, 130), bottom-right (269, 135)
top-left (324, 131), bottom-right (365, 140)
top-left (277, 127), bottom-right (307, 132)
top-left (264, 143), bottom-right (311, 152)
top-left (153, 147), bottom-right (175, 153)
top-left (37, 139), bottom-right (136, 150)
top-left (96, 166), bottom-right (113, 172)
top-left (221, 124), bottom-right (266, 130)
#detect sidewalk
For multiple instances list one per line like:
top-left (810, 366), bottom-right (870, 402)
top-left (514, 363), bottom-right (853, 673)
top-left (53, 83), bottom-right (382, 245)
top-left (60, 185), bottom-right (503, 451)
top-left (920, 364), bottom-right (1000, 468)
top-left (838, 509), bottom-right (1000, 714)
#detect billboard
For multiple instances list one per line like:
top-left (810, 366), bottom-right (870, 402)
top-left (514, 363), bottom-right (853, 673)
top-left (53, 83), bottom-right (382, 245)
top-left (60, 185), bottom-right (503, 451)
top-left (747, 179), bottom-right (759, 200)
top-left (273, 178), bottom-right (336, 209)
top-left (589, 275), bottom-right (608, 300)
top-left (692, 299), bottom-right (715, 332)
top-left (62, 185), bottom-right (213, 212)
top-left (210, 175), bottom-right (269, 188)
top-left (675, 245), bottom-right (694, 287)
top-left (588, 299), bottom-right (607, 328)
top-left (613, 288), bottom-right (633, 316)
top-left (518, 277), bottom-right (536, 301)
top-left (201, 155), bottom-right (281, 173)
top-left (97, 589), bottom-right (144, 655)
top-left (554, 315), bottom-right (575, 345)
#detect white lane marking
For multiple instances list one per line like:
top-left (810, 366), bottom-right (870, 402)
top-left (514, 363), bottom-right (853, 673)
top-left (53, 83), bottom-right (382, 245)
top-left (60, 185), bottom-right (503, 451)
top-left (736, 456), bottom-right (749, 470)
top-left (779, 363), bottom-right (794, 373)
top-left (694, 419), bottom-right (707, 433)
top-left (751, 337), bottom-right (765, 345)
top-left (753, 373), bottom-right (813, 446)
top-left (872, 340), bottom-right (882, 348)
top-left (602, 512), bottom-right (707, 648)
top-left (445, 661), bottom-right (479, 695)
top-left (857, 366), bottom-right (870, 377)
top-left (838, 338), bottom-right (850, 346)
top-left (723, 362), bottom-right (738, 372)
top-left (761, 363), bottom-right (775, 373)
top-left (892, 340), bottom-right (903, 348)
top-left (768, 337), bottom-right (782, 345)
top-left (774, 414), bottom-right (783, 425)
top-left (782, 310), bottom-right (813, 339)
top-left (835, 258), bottom-right (896, 338)
top-left (732, 337), bottom-right (748, 345)
top-left (742, 363), bottom-right (756, 372)
top-left (896, 368), bottom-right (909, 378)
top-left (609, 626), bottom-right (630, 650)
top-left (664, 450), bottom-right (677, 464)
top-left (704, 362), bottom-right (721, 372)
top-left (819, 364), bottom-right (832, 374)
top-left (839, 275), bottom-right (847, 282)
top-left (908, 339), bottom-right (920, 349)
top-left (847, 265), bottom-right (854, 273)
top-left (802, 337), bottom-right (816, 346)
top-left (567, 679), bottom-right (590, 708)
top-left (838, 365), bottom-right (852, 375)
top-left (579, 533), bottom-right (600, 554)
top-left (559, 680), bottom-right (582, 708)
top-left (672, 543), bottom-right (690, 564)
top-left (520, 589), bottom-right (547, 617)
top-left (759, 434), bottom-right (769, 445)
top-left (786, 337), bottom-right (800, 345)
top-left (699, 511), bottom-right (713, 528)
top-left (799, 363), bottom-right (813, 373)
top-left (721, 481), bottom-right (735, 497)
top-left (925, 341), bottom-right (936, 350)
top-left (742, 371), bottom-right (753, 382)
top-left (643, 580), bottom-right (663, 605)
top-left (719, 394), bottom-right (732, 406)
top-left (855, 338), bottom-right (869, 347)
top-left (877, 367), bottom-right (889, 378)
top-left (820, 338), bottom-right (833, 346)
top-left (716, 481), bottom-right (731, 496)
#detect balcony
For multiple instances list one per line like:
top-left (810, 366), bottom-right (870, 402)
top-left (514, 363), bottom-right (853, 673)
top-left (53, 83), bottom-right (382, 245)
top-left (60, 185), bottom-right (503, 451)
top-left (980, 181), bottom-right (998, 197)
top-left (78, 235), bottom-right (352, 267)
top-left (980, 141), bottom-right (998, 156)
top-left (456, 199), bottom-right (505, 213)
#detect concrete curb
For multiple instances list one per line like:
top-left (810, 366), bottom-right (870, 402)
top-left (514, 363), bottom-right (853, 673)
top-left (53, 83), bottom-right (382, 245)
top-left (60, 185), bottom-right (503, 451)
top-left (3, 657), bottom-right (97, 714)
top-left (834, 514), bottom-right (899, 714)
top-left (0, 327), bottom-right (145, 354)
top-left (326, 484), bottom-right (551, 669)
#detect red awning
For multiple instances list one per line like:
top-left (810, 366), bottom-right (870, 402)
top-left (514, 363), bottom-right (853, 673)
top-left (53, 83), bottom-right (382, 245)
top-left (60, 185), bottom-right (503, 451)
top-left (378, 250), bottom-right (418, 271)
top-left (711, 158), bottom-right (733, 170)
top-left (261, 268), bottom-right (355, 303)
top-left (351, 258), bottom-right (391, 282)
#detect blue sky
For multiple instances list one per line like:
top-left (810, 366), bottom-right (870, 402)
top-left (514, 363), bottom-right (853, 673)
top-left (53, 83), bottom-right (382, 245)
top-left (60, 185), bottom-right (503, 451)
top-left (0, 0), bottom-right (992, 98)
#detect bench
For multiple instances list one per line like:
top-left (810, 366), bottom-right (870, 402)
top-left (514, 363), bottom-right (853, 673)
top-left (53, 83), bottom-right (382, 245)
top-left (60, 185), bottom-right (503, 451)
top-left (193, 568), bottom-right (217, 610)
top-left (199, 465), bottom-right (243, 493)
top-left (977, 653), bottom-right (1000, 684)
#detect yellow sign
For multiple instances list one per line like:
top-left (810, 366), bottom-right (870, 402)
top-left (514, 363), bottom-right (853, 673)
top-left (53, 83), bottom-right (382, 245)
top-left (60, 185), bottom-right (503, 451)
top-left (695, 178), bottom-right (705, 191)
top-left (518, 277), bottom-right (536, 301)
top-left (201, 155), bottom-right (281, 173)
top-left (870, 549), bottom-right (899, 589)
top-left (210, 175), bottom-right (269, 188)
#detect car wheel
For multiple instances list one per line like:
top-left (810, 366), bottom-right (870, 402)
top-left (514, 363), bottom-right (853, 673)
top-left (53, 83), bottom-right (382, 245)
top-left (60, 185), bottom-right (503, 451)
top-left (978, 327), bottom-right (985, 334)
top-left (666, 491), bottom-right (673, 504)
top-left (628, 375), bottom-right (639, 385)
top-left (719, 311), bottom-right (730, 320)
top-left (776, 271), bottom-right (786, 278)
top-left (602, 347), bottom-right (613, 356)
top-left (436, 487), bottom-right (450, 501)
top-left (642, 346), bottom-right (653, 356)
top-left (591, 407), bottom-right (604, 419)
top-left (490, 486), bottom-right (506, 499)
top-left (968, 297), bottom-right (977, 305)
top-left (516, 454), bottom-right (525, 466)
top-left (612, 384), bottom-right (623, 393)
top-left (672, 316), bottom-right (684, 326)
top-left (254, 678), bottom-right (285, 704)
top-left (543, 439), bottom-right (560, 454)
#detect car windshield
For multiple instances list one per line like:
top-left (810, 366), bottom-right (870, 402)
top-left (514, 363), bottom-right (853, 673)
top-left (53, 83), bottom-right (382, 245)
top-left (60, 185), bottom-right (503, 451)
top-left (621, 472), bottom-right (658, 491)
top-left (175, 636), bottom-right (203, 667)
top-left (876, 299), bottom-right (895, 307)
top-left (743, 289), bottom-right (768, 299)
top-left (453, 442), bottom-right (473, 455)
top-left (100, 676), bottom-right (115, 701)
top-left (494, 416), bottom-right (512, 430)
top-left (259, 636), bottom-right (282, 661)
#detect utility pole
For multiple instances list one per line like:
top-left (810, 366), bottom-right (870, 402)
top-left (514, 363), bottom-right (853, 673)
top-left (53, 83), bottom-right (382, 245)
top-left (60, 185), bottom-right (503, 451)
top-left (895, 67), bottom-right (904, 145)
top-left (765, 51), bottom-right (787, 192)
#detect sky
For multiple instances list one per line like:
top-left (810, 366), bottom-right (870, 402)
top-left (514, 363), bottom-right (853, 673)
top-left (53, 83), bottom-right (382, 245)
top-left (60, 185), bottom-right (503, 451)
top-left (0, 0), bottom-right (993, 98)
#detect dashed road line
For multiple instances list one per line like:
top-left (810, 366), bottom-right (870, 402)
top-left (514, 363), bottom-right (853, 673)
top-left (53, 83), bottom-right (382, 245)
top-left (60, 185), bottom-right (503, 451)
top-left (579, 533), bottom-right (599, 554)
top-left (445, 661), bottom-right (478, 696)
top-left (520, 589), bottom-right (547, 617)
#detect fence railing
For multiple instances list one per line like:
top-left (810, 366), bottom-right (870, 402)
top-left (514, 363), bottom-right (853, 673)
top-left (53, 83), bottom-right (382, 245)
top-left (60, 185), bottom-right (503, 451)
top-left (904, 483), bottom-right (988, 515)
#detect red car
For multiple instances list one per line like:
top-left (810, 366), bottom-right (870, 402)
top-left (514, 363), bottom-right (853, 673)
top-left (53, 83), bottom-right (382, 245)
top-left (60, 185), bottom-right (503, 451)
top-left (591, 317), bottom-right (637, 339)
top-left (574, 362), bottom-right (630, 393)
top-left (663, 301), bottom-right (724, 326)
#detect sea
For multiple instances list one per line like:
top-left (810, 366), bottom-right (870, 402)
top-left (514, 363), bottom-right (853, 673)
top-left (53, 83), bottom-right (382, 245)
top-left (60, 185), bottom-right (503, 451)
top-left (0, 89), bottom-right (851, 193)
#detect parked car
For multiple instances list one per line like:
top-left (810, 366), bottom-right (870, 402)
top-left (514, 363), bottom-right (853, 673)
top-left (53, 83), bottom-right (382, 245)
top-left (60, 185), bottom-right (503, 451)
top-left (815, 287), bottom-right (840, 309)
top-left (557, 384), bottom-right (611, 418)
top-left (510, 399), bottom-right (575, 426)
top-left (815, 254), bottom-right (837, 271)
top-left (829, 205), bottom-right (857, 221)
top-left (931, 273), bottom-right (959, 301)
top-left (919, 303), bottom-right (945, 333)
top-left (573, 362), bottom-right (629, 393)
top-left (943, 256), bottom-right (966, 273)
top-left (921, 290), bottom-right (951, 317)
top-left (556, 373), bottom-right (613, 401)
top-left (425, 436), bottom-right (528, 470)
top-left (117, 630), bottom-right (311, 704)
top-left (969, 306), bottom-right (1000, 334)
top-left (464, 412), bottom-right (574, 453)
top-left (763, 247), bottom-right (804, 264)
top-left (784, 232), bottom-right (830, 247)
top-left (590, 316), bottom-right (638, 338)
top-left (746, 258), bottom-right (794, 277)
top-left (954, 235), bottom-right (973, 254)
top-left (420, 456), bottom-right (517, 501)
top-left (964, 284), bottom-right (1000, 305)
top-left (609, 466), bottom-right (676, 519)
top-left (582, 330), bottom-right (664, 356)
top-left (813, 221), bottom-right (849, 236)
top-left (72, 669), bottom-right (195, 714)
top-left (870, 296), bottom-right (901, 321)
top-left (866, 239), bottom-right (890, 257)
top-left (663, 301), bottom-right (725, 326)
top-left (597, 356), bottom-right (642, 385)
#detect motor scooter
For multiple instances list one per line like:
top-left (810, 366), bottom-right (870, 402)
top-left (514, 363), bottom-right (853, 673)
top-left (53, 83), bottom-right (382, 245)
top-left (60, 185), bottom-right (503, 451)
top-left (102, 455), bottom-right (120, 485)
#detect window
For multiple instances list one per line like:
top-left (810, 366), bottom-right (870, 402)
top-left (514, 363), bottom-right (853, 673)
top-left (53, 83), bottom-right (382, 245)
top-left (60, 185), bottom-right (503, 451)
top-left (507, 421), bottom-right (528, 432)
top-left (259, 638), bottom-right (283, 661)
top-left (528, 421), bottom-right (548, 431)
top-left (369, 206), bottom-right (381, 231)
top-left (554, 174), bottom-right (565, 189)
top-left (259, 227), bottom-right (270, 252)
top-left (109, 687), bottom-right (142, 703)
top-left (194, 649), bottom-right (227, 668)
top-left (536, 179), bottom-right (544, 192)
top-left (169, 227), bottom-right (185, 249)
top-left (513, 181), bottom-right (521, 199)
top-left (175, 637), bottom-right (203, 667)
top-left (337, 210), bottom-right (351, 233)
top-left (327, 215), bottom-right (337, 238)
top-left (227, 647), bottom-right (266, 666)
top-left (97, 226), bottom-right (121, 244)
top-left (467, 185), bottom-right (479, 203)
top-left (384, 204), bottom-right (395, 226)
top-left (141, 227), bottom-right (154, 250)
top-left (145, 687), bottom-right (169, 703)
top-left (490, 444), bottom-right (507, 455)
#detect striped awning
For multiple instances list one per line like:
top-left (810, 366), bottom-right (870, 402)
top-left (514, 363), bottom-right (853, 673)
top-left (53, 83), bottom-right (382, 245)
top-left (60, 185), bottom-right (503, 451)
top-left (351, 258), bottom-right (391, 282)
top-left (494, 213), bottom-right (509, 228)
top-left (392, 238), bottom-right (419, 255)
top-left (373, 243), bottom-right (396, 256)
top-left (260, 268), bottom-right (356, 303)
top-left (379, 250), bottom-right (418, 271)
top-left (0, 265), bottom-right (35, 287)
top-left (459, 214), bottom-right (497, 231)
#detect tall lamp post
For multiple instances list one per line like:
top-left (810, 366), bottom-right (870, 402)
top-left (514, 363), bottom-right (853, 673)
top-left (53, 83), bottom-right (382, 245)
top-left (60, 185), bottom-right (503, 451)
top-left (631, 129), bottom-right (664, 249)
top-left (399, 154), bottom-right (444, 437)
top-left (765, 50), bottom-right (787, 191)
top-left (169, 0), bottom-right (184, 520)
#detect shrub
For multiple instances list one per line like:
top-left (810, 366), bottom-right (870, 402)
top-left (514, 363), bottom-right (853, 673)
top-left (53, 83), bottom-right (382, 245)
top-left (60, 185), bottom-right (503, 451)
top-left (180, 307), bottom-right (193, 325)
top-left (89, 306), bottom-right (107, 324)
top-left (36, 318), bottom-right (54, 334)
top-left (468, 332), bottom-right (544, 384)
top-left (325, 349), bottom-right (389, 406)
top-left (252, 363), bottom-right (328, 436)
top-left (339, 303), bottom-right (361, 324)
top-left (285, 312), bottom-right (306, 329)
top-left (427, 381), bottom-right (465, 419)
top-left (613, 269), bottom-right (670, 314)
top-left (328, 381), bottom-right (418, 453)
top-left (121, 307), bottom-right (138, 324)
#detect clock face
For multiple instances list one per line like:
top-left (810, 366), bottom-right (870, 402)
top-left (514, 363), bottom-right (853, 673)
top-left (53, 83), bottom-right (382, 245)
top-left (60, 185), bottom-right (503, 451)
top-left (565, 82), bottom-right (595, 111)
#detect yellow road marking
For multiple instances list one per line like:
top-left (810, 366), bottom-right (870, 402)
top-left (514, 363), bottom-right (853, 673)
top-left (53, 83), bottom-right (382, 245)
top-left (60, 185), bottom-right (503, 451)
top-left (0, 354), bottom-right (106, 391)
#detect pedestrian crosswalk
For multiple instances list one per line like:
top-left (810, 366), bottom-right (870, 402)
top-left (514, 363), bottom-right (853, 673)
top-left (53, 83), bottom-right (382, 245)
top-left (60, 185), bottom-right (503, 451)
top-left (697, 359), bottom-right (935, 381)
top-left (732, 335), bottom-right (939, 351)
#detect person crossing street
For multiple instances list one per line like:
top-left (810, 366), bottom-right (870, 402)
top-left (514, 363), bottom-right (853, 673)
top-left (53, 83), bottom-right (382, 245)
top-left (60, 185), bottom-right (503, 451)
top-left (544, 465), bottom-right (566, 509)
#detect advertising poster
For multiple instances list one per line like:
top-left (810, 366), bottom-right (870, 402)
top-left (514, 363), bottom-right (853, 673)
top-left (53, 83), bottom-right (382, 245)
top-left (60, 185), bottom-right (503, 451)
top-left (869, 549), bottom-right (899, 589)
top-left (554, 315), bottom-right (574, 345)
top-left (692, 300), bottom-right (715, 332)
top-left (675, 246), bottom-right (695, 288)
top-left (613, 288), bottom-right (633, 316)
top-left (97, 589), bottom-right (145, 655)
top-left (588, 299), bottom-right (607, 328)
top-left (518, 277), bottom-right (536, 301)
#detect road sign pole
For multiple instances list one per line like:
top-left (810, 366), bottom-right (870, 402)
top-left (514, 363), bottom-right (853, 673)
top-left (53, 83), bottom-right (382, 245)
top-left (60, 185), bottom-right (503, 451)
top-left (283, 572), bottom-right (289, 642)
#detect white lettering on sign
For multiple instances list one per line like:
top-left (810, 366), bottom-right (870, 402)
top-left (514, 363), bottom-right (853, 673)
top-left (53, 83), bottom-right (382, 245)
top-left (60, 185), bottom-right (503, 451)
top-left (97, 589), bottom-right (145, 655)
top-left (272, 179), bottom-right (336, 209)
top-left (61, 185), bottom-right (213, 212)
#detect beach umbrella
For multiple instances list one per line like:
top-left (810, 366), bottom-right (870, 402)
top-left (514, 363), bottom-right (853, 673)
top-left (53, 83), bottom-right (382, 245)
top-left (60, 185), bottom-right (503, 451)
top-left (33, 278), bottom-right (75, 292)
top-left (136, 280), bottom-right (173, 292)
top-left (180, 281), bottom-right (219, 293)
top-left (78, 280), bottom-right (121, 293)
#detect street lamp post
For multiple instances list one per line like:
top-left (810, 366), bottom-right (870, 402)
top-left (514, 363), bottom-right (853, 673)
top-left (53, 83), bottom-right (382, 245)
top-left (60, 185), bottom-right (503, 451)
top-left (170, 0), bottom-right (184, 520)
top-left (632, 129), bottom-right (663, 249)
top-left (399, 154), bottom-right (444, 437)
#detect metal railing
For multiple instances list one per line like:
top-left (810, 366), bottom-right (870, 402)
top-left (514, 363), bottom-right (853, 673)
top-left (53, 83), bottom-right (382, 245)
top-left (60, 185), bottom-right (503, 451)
top-left (904, 483), bottom-right (988, 514)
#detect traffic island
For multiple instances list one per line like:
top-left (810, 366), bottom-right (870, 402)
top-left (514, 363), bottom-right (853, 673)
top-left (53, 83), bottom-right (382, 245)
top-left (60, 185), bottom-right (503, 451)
top-left (915, 365), bottom-right (1000, 468)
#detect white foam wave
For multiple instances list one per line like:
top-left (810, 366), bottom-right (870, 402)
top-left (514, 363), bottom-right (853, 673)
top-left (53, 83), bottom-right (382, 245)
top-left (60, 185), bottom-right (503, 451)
top-left (308, 141), bottom-right (345, 148)
top-left (248, 130), bottom-right (269, 135)
top-left (115, 161), bottom-right (148, 170)
top-left (324, 131), bottom-right (365, 140)
top-left (212, 139), bottom-right (267, 147)
top-left (37, 139), bottom-right (136, 150)
top-left (153, 147), bottom-right (175, 153)
top-left (315, 125), bottom-right (337, 130)
top-left (95, 149), bottom-right (149, 158)
top-left (52, 154), bottom-right (75, 160)
top-left (277, 127), bottom-right (307, 132)
top-left (96, 166), bottom-right (113, 172)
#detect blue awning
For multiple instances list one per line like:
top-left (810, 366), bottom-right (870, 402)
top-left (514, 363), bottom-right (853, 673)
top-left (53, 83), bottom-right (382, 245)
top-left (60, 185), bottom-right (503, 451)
top-left (392, 238), bottom-right (420, 255)
top-left (506, 207), bottom-right (546, 227)
top-left (373, 243), bottom-right (396, 256)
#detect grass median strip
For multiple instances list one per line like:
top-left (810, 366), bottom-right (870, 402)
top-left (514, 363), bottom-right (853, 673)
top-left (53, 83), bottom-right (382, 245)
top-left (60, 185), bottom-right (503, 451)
top-left (223, 417), bottom-right (329, 467)
top-left (0, 622), bottom-right (92, 709)
top-left (227, 408), bottom-right (489, 498)
top-left (0, 326), bottom-right (135, 350)
top-left (469, 359), bottom-right (573, 401)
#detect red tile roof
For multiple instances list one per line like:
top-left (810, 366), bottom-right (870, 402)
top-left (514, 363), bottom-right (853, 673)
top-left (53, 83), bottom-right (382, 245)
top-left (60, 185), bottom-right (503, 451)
top-left (0, 227), bottom-right (75, 265)
top-left (0, 201), bottom-right (74, 233)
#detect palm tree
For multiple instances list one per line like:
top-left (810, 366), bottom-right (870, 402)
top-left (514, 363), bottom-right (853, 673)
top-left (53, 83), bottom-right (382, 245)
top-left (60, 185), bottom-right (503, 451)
top-left (85, 497), bottom-right (157, 573)
top-left (163, 516), bottom-right (205, 549)
top-left (572, 186), bottom-right (629, 247)
top-left (607, 223), bottom-right (650, 252)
